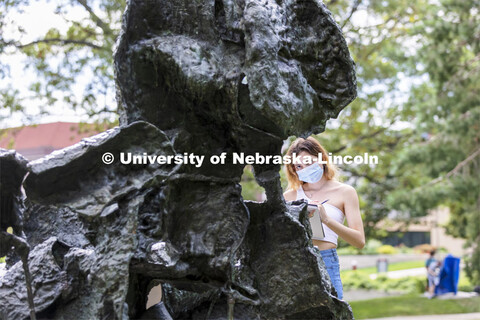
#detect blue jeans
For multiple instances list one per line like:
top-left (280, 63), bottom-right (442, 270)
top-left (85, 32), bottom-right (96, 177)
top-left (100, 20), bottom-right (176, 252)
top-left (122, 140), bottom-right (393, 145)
top-left (319, 248), bottom-right (343, 300)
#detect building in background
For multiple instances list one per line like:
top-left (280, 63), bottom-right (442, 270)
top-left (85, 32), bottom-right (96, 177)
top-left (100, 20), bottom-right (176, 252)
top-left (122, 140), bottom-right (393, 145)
top-left (377, 206), bottom-right (467, 256)
top-left (0, 122), bottom-right (109, 161)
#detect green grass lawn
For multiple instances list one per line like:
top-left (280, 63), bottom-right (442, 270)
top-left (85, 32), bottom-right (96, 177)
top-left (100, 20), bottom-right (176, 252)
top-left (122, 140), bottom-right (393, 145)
top-left (349, 294), bottom-right (480, 319)
top-left (341, 260), bottom-right (425, 277)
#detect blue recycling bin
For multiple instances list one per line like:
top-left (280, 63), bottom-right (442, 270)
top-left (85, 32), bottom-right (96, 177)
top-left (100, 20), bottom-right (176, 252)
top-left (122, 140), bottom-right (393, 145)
top-left (435, 254), bottom-right (460, 295)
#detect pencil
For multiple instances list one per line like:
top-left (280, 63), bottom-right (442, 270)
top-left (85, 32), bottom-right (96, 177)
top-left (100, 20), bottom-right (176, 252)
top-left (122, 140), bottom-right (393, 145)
top-left (308, 199), bottom-right (329, 207)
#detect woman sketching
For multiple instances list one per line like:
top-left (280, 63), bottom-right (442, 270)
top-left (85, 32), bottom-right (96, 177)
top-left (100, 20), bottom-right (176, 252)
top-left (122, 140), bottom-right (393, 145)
top-left (283, 136), bottom-right (366, 300)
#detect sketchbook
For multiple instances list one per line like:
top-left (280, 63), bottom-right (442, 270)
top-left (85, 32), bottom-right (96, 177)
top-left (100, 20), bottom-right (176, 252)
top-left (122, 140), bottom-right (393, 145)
top-left (308, 204), bottom-right (325, 240)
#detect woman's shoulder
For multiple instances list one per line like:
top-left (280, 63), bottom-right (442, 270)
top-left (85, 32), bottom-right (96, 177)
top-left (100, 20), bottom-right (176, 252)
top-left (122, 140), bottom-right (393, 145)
top-left (283, 188), bottom-right (298, 201)
top-left (328, 180), bottom-right (357, 194)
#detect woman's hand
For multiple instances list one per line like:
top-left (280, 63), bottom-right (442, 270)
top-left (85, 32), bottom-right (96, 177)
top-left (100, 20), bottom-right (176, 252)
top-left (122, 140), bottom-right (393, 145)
top-left (307, 209), bottom-right (315, 218)
top-left (308, 200), bottom-right (329, 224)
top-left (307, 205), bottom-right (318, 218)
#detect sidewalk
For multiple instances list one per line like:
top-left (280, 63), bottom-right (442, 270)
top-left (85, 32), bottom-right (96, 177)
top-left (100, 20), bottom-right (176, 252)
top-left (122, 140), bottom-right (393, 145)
top-left (369, 267), bottom-right (426, 279)
top-left (339, 253), bottom-right (428, 270)
top-left (363, 312), bottom-right (480, 320)
top-left (345, 290), bottom-right (478, 302)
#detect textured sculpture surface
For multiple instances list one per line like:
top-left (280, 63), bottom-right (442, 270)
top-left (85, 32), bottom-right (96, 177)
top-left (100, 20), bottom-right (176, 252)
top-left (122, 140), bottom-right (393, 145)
top-left (0, 0), bottom-right (356, 319)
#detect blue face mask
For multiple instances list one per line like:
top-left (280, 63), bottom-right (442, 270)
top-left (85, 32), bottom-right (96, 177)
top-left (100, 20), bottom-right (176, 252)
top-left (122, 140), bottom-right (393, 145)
top-left (296, 162), bottom-right (324, 183)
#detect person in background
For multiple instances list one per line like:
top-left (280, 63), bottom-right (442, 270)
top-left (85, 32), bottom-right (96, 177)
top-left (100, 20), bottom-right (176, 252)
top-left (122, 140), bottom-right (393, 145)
top-left (426, 249), bottom-right (441, 298)
top-left (425, 249), bottom-right (437, 270)
top-left (427, 260), bottom-right (441, 299)
top-left (425, 249), bottom-right (436, 292)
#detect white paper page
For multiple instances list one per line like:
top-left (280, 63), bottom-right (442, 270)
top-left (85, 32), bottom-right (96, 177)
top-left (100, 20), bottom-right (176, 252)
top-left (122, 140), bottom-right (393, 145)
top-left (308, 207), bottom-right (325, 240)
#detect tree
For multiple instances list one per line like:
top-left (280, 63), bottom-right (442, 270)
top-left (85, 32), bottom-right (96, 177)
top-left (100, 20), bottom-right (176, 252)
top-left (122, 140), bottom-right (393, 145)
top-left (387, 0), bottom-right (480, 283)
top-left (0, 0), bottom-right (125, 126)
top-left (308, 0), bottom-right (425, 241)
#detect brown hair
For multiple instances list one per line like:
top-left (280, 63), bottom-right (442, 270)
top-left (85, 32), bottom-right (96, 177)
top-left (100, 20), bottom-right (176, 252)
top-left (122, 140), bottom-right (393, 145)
top-left (284, 136), bottom-right (337, 191)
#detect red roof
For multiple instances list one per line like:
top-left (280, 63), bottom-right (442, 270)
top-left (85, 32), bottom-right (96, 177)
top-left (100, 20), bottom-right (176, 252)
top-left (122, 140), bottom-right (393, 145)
top-left (0, 122), bottom-right (111, 160)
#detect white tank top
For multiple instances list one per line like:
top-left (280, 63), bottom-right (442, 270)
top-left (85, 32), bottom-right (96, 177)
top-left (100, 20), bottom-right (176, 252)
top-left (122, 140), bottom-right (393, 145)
top-left (296, 185), bottom-right (345, 246)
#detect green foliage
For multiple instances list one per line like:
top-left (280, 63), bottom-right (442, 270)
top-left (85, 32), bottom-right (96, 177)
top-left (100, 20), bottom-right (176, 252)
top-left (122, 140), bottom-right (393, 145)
top-left (388, 0), bottom-right (480, 284)
top-left (376, 244), bottom-right (398, 254)
top-left (1, 0), bottom-right (126, 124)
top-left (458, 271), bottom-right (475, 292)
top-left (338, 239), bottom-right (383, 255)
top-left (397, 245), bottom-right (415, 254)
top-left (240, 165), bottom-right (265, 201)
top-left (465, 243), bottom-right (480, 286)
top-left (342, 272), bottom-right (425, 294)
